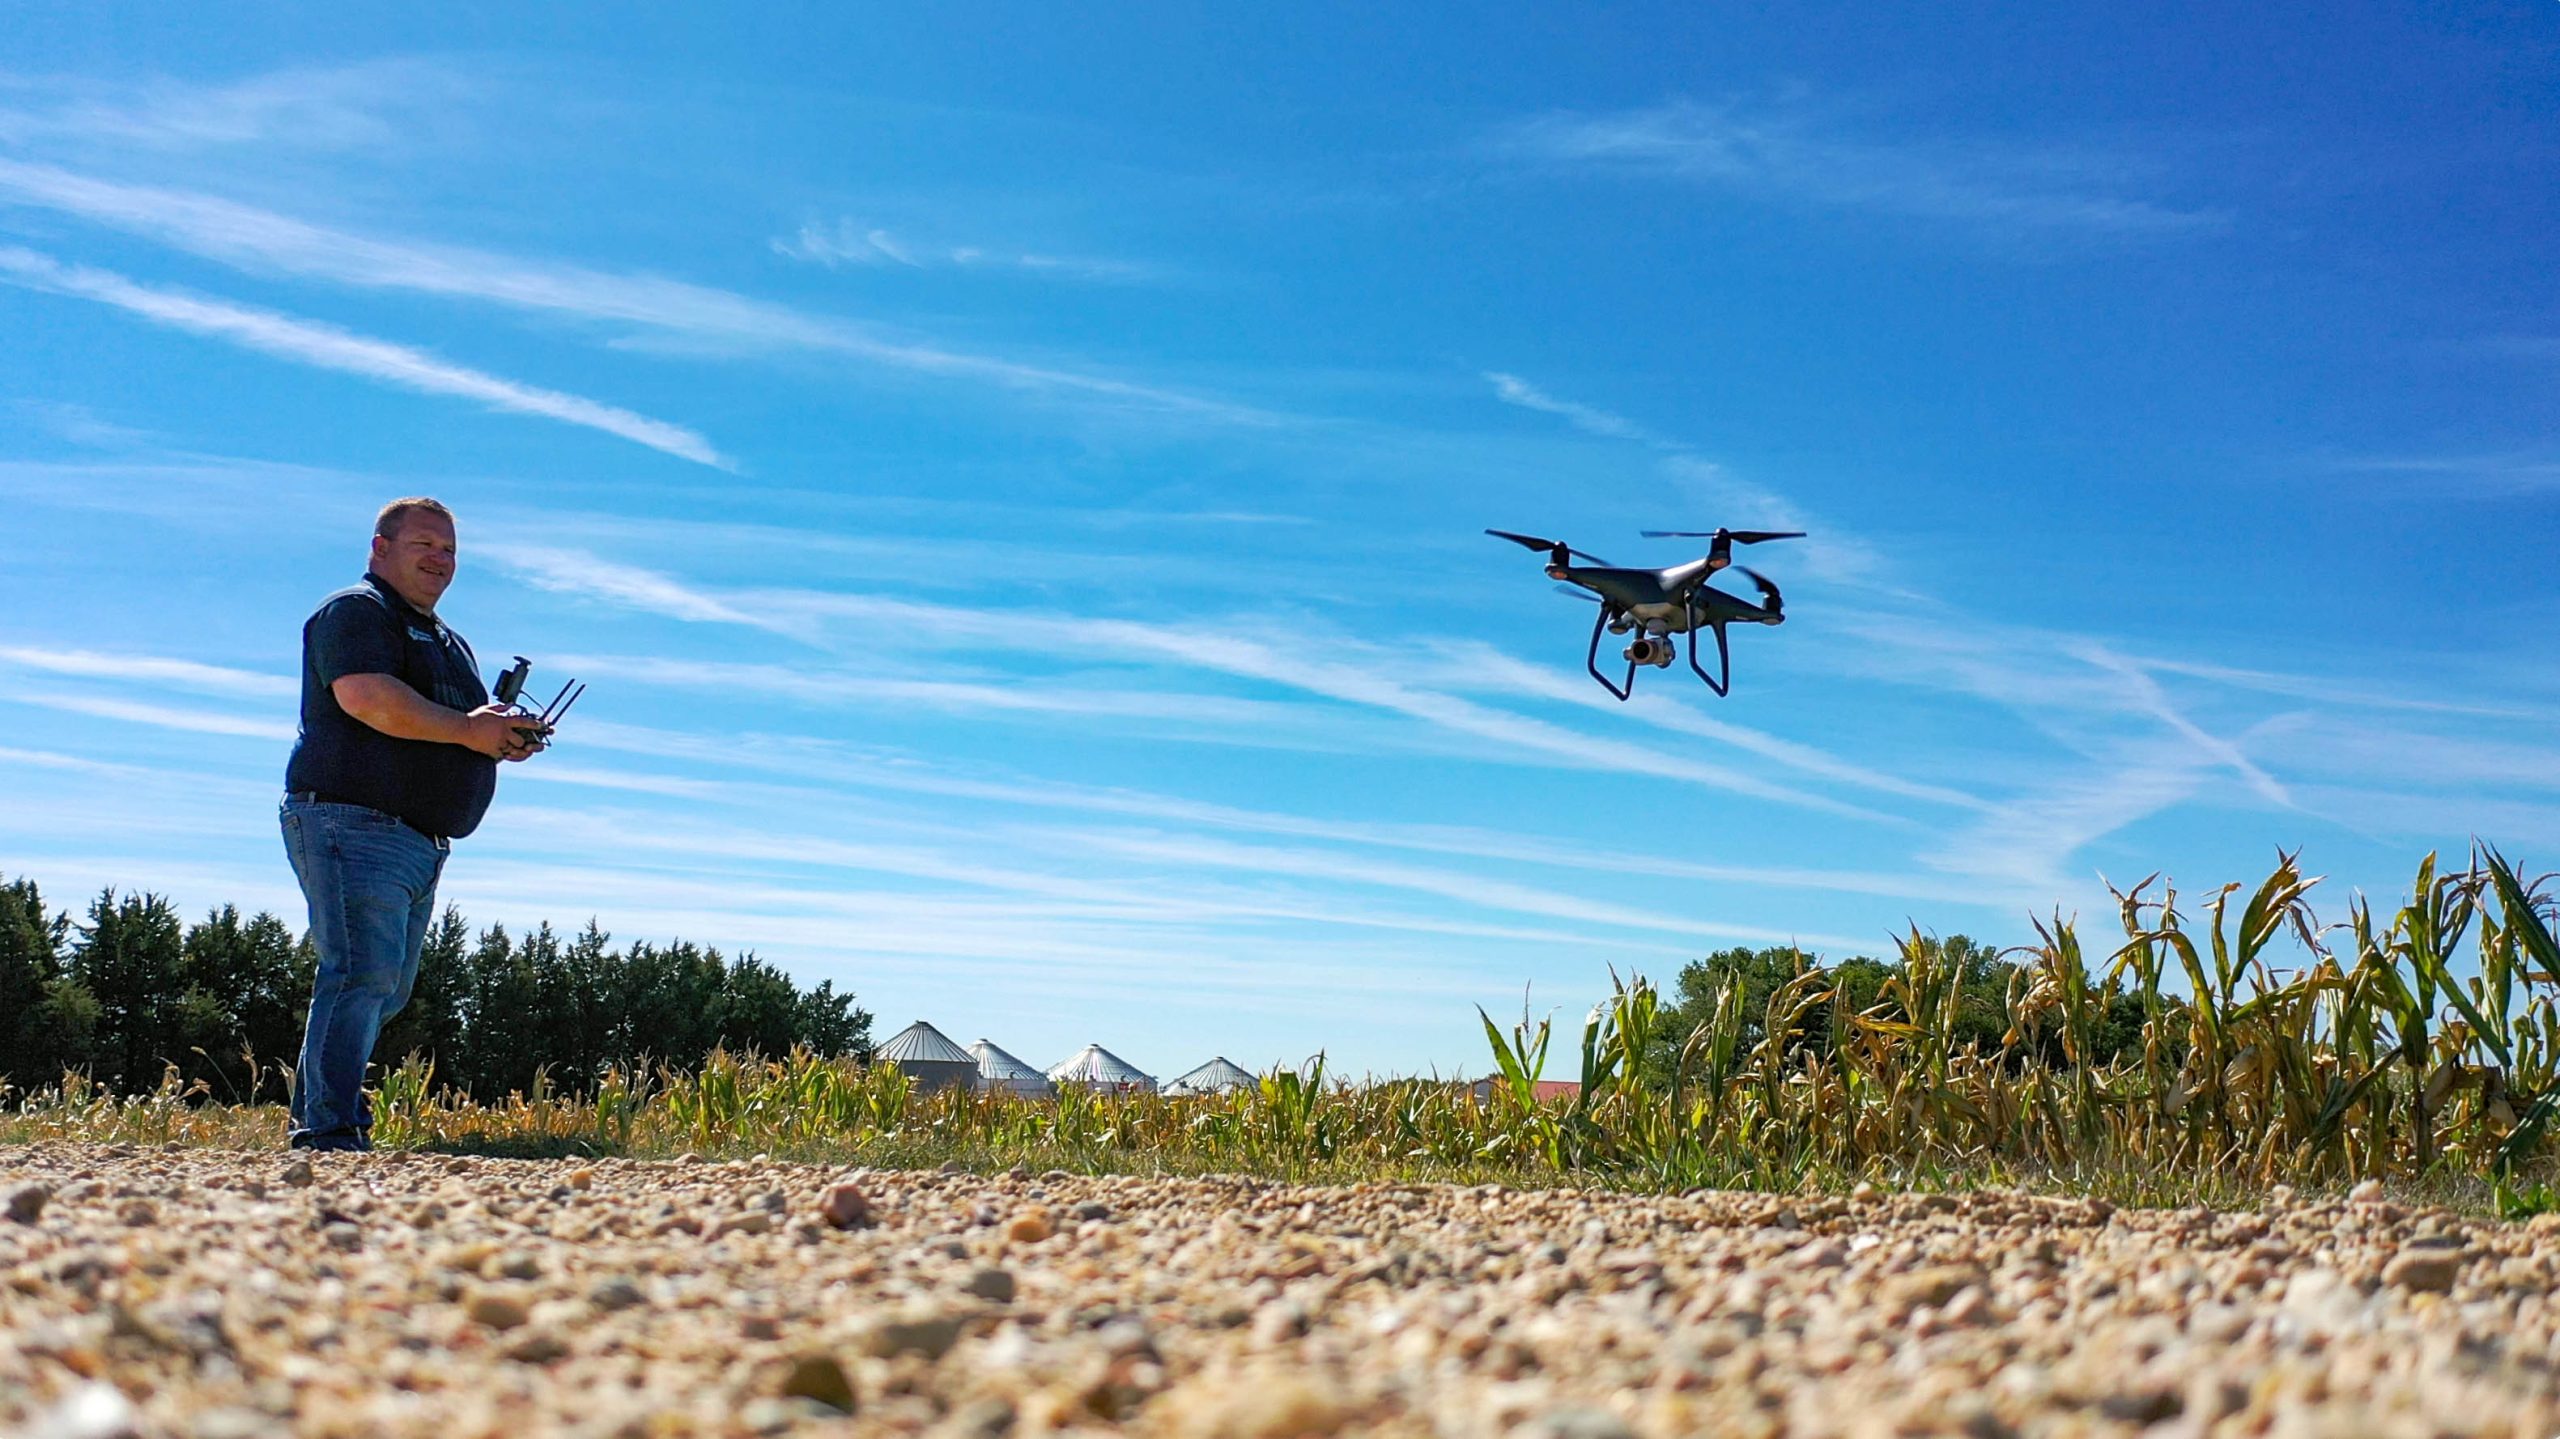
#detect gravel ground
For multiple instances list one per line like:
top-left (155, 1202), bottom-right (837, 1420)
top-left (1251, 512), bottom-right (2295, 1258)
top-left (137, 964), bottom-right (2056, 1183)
top-left (6, 1145), bottom-right (2560, 1438)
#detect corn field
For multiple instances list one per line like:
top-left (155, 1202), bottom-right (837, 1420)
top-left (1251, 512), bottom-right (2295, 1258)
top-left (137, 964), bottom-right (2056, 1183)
top-left (6, 850), bottom-right (2557, 1209)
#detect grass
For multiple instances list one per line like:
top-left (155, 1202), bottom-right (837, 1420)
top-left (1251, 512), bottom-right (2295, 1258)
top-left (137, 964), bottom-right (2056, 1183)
top-left (6, 849), bottom-right (2559, 1215)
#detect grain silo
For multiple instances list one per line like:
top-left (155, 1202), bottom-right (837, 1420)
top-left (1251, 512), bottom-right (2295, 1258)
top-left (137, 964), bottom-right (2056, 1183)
top-left (876, 1020), bottom-right (980, 1093)
top-left (1046, 1043), bottom-right (1156, 1094)
top-left (971, 1038), bottom-right (1056, 1099)
top-left (1163, 1057), bottom-right (1258, 1096)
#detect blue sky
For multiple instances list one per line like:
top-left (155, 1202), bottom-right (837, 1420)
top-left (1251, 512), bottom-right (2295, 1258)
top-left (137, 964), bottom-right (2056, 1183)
top-left (3, 6), bottom-right (2556, 1079)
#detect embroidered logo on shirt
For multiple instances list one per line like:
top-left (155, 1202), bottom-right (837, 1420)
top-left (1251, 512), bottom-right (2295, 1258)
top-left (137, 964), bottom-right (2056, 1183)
top-left (408, 627), bottom-right (436, 642)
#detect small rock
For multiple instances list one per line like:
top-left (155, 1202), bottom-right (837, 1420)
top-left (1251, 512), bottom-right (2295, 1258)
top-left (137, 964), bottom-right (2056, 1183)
top-left (1074, 1201), bottom-right (1112, 1222)
top-left (116, 1198), bottom-right (157, 1227)
top-left (566, 1167), bottom-right (594, 1190)
top-left (281, 1159), bottom-right (314, 1188)
top-left (757, 1188), bottom-right (787, 1212)
top-left (589, 1276), bottom-right (648, 1311)
top-left (1509, 1409), bottom-right (1636, 1439)
top-left (778, 1352), bottom-right (857, 1414)
top-left (465, 1288), bottom-right (532, 1330)
top-left (486, 1251), bottom-right (541, 1280)
top-left (1884, 1264), bottom-right (1988, 1308)
top-left (1253, 1299), bottom-right (1310, 1344)
top-left (961, 1266), bottom-right (1018, 1303)
top-left (8, 1184), bottom-right (51, 1224)
top-left (931, 1397), bottom-right (1016, 1439)
top-left (24, 1382), bottom-right (141, 1439)
top-left (1007, 1208), bottom-right (1054, 1244)
top-left (2383, 1247), bottom-right (2465, 1294)
top-left (818, 1181), bottom-right (874, 1230)
top-left (740, 1312), bottom-right (783, 1340)
top-left (323, 1221), bottom-right (362, 1252)
top-left (190, 1408), bottom-right (271, 1439)
top-left (2348, 1178), bottom-right (2384, 1204)
top-left (940, 1160), bottom-right (970, 1175)
top-left (1786, 1239), bottom-right (1849, 1270)
top-left (854, 1311), bottom-right (968, 1361)
top-left (503, 1328), bottom-right (570, 1363)
top-left (714, 1210), bottom-right (776, 1238)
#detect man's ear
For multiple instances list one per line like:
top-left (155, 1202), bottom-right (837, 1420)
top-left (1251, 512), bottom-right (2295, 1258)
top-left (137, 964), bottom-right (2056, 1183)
top-left (369, 533), bottom-right (391, 564)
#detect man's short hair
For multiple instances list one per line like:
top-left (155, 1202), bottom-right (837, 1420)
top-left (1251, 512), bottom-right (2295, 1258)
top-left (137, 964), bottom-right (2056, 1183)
top-left (374, 497), bottom-right (455, 541)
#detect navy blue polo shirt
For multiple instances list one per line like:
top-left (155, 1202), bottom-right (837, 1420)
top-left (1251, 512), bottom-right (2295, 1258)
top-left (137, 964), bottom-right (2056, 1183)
top-left (283, 573), bottom-right (498, 840)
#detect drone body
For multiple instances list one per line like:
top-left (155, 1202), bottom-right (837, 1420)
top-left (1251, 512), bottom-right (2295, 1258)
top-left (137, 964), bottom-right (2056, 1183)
top-left (1487, 527), bottom-right (1802, 700)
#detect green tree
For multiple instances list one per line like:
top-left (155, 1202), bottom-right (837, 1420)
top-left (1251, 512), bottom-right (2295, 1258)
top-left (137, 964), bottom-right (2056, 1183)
top-left (456, 922), bottom-right (540, 1099)
top-left (0, 875), bottom-right (74, 1093)
top-left (794, 978), bottom-right (874, 1060)
top-left (174, 906), bottom-right (313, 1102)
top-left (532, 920), bottom-right (618, 1086)
top-left (611, 939), bottom-right (728, 1071)
top-left (70, 890), bottom-right (185, 1093)
top-left (715, 953), bottom-right (804, 1058)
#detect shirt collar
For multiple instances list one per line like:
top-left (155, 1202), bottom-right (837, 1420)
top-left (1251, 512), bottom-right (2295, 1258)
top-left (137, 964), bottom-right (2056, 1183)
top-left (363, 571), bottom-right (439, 629)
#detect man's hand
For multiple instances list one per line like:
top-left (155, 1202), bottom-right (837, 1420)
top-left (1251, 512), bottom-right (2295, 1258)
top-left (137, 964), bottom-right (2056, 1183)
top-left (466, 705), bottom-right (549, 761)
top-left (464, 705), bottom-right (544, 761)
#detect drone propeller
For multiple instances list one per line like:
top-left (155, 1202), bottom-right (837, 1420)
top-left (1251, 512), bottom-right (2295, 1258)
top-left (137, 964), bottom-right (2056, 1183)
top-left (1552, 583), bottom-right (1601, 603)
top-left (1639, 528), bottom-right (1807, 545)
top-left (1486, 529), bottom-right (1613, 567)
top-left (1733, 565), bottom-right (1784, 614)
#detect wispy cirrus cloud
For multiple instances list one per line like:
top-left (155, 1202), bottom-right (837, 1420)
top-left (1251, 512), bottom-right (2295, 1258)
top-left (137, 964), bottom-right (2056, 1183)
top-left (0, 59), bottom-right (476, 154)
top-left (1495, 97), bottom-right (2223, 241)
top-left (0, 247), bottom-right (732, 467)
top-left (2315, 452), bottom-right (2560, 496)
top-left (475, 543), bottom-right (802, 634)
top-left (1483, 371), bottom-right (1678, 448)
top-left (0, 158), bottom-right (1269, 423)
top-left (8, 690), bottom-right (294, 742)
top-left (773, 219), bottom-right (1158, 284)
top-left (0, 645), bottom-right (294, 698)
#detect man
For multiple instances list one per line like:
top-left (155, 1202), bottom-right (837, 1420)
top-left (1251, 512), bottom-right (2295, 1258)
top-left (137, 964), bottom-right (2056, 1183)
top-left (281, 498), bottom-right (537, 1151)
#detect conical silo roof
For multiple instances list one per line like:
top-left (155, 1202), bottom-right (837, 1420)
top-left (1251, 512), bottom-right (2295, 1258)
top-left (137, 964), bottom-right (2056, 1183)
top-left (879, 1020), bottom-right (974, 1065)
top-left (1163, 1057), bottom-right (1258, 1095)
top-left (1047, 1043), bottom-right (1156, 1088)
top-left (971, 1039), bottom-right (1054, 1093)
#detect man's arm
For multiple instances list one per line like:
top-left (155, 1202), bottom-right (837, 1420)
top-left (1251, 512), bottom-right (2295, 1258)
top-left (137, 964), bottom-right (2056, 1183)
top-left (332, 674), bottom-right (531, 760)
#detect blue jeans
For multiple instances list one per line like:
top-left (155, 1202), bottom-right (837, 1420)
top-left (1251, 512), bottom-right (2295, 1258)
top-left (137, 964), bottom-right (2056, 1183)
top-left (281, 798), bottom-right (447, 1151)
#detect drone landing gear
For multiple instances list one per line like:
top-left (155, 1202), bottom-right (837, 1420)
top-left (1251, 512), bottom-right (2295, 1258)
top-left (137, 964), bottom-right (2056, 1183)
top-left (1584, 604), bottom-right (1637, 701)
top-left (1686, 594), bottom-right (1733, 698)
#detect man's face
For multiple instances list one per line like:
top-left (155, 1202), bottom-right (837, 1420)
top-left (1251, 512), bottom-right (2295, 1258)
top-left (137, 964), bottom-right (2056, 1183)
top-left (371, 511), bottom-right (458, 609)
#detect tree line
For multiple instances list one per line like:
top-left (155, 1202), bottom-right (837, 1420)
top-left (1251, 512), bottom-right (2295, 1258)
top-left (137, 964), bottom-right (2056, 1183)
top-left (0, 872), bottom-right (874, 1105)
top-left (1644, 935), bottom-right (2154, 1082)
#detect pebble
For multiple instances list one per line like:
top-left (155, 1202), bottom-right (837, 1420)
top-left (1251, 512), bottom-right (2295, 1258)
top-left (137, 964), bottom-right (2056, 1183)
top-left (1007, 1207), bottom-right (1054, 1243)
top-left (464, 1288), bottom-right (532, 1330)
top-left (588, 1276), bottom-right (647, 1311)
top-left (777, 1352), bottom-right (857, 1413)
top-left (1511, 1409), bottom-right (1638, 1439)
top-left (818, 1179), bottom-right (874, 1230)
top-left (2384, 1246), bottom-right (2466, 1293)
top-left (854, 1311), bottom-right (967, 1361)
top-left (503, 1328), bottom-right (570, 1364)
top-left (280, 1158), bottom-right (314, 1188)
top-left (5, 1183), bottom-right (47, 1224)
top-left (961, 1266), bottom-right (1018, 1303)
